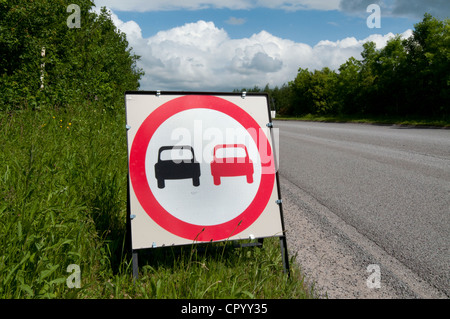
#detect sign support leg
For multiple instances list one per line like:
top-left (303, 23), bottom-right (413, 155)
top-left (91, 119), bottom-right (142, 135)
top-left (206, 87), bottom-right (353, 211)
top-left (132, 250), bottom-right (139, 281)
top-left (127, 173), bottom-right (139, 281)
top-left (279, 235), bottom-right (290, 278)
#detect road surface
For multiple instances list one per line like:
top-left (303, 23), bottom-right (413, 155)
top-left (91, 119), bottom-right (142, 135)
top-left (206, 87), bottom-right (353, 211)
top-left (275, 120), bottom-right (449, 298)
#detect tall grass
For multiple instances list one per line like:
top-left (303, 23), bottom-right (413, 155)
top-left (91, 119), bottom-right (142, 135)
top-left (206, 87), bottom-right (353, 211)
top-left (0, 103), bottom-right (315, 299)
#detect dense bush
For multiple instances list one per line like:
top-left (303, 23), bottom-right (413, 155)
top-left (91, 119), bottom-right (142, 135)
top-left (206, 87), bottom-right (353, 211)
top-left (0, 0), bottom-right (143, 111)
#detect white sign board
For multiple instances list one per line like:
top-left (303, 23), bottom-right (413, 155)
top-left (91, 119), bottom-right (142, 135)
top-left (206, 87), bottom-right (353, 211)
top-left (125, 92), bottom-right (284, 249)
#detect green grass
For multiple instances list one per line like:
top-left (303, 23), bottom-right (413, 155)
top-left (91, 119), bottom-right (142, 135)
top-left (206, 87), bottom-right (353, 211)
top-left (0, 103), bottom-right (315, 299)
top-left (275, 113), bottom-right (450, 128)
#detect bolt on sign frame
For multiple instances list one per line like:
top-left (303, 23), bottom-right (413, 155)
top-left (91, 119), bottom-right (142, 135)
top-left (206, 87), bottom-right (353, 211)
top-left (125, 91), bottom-right (290, 278)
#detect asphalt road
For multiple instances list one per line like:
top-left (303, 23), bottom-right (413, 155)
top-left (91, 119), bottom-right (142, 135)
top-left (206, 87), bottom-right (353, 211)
top-left (275, 120), bottom-right (450, 298)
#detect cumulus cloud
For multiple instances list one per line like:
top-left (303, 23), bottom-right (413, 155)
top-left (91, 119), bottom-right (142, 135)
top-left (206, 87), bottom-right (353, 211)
top-left (108, 11), bottom-right (412, 91)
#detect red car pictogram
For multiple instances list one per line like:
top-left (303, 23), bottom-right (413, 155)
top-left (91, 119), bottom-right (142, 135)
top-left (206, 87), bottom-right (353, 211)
top-left (210, 144), bottom-right (254, 185)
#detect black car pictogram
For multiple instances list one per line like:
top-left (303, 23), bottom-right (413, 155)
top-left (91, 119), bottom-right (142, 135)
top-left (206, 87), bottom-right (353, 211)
top-left (154, 145), bottom-right (201, 189)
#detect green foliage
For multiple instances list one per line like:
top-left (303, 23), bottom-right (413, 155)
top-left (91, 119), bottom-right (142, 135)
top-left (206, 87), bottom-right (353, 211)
top-left (0, 0), bottom-right (143, 111)
top-left (0, 104), bottom-right (314, 299)
top-left (2, 9), bottom-right (447, 299)
top-left (131, 239), bottom-right (312, 299)
top-left (0, 0), bottom-right (315, 300)
top-left (0, 102), bottom-right (129, 298)
top-left (335, 57), bottom-right (363, 114)
top-left (0, 1), bottom-right (314, 299)
top-left (270, 83), bottom-right (295, 116)
top-left (241, 14), bottom-right (449, 118)
top-left (402, 13), bottom-right (450, 116)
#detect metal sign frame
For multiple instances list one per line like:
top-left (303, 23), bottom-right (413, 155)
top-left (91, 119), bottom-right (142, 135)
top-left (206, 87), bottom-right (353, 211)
top-left (124, 91), bottom-right (289, 279)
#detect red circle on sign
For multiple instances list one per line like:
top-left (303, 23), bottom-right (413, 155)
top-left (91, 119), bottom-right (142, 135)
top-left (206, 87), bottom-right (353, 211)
top-left (129, 95), bottom-right (275, 241)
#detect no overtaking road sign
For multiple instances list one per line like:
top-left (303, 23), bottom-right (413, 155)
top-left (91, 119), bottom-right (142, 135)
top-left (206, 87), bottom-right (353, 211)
top-left (125, 92), bottom-right (286, 250)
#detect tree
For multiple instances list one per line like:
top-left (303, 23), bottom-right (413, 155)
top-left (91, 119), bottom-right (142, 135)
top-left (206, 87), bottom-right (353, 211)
top-left (289, 67), bottom-right (338, 115)
top-left (289, 68), bottom-right (314, 115)
top-left (308, 67), bottom-right (337, 115)
top-left (271, 83), bottom-right (295, 115)
top-left (375, 36), bottom-right (408, 115)
top-left (336, 57), bottom-right (362, 115)
top-left (403, 13), bottom-right (449, 116)
top-left (0, 0), bottom-right (143, 111)
top-left (233, 14), bottom-right (449, 118)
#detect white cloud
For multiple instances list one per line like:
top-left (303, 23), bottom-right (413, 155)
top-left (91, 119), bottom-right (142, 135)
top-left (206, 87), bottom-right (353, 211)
top-left (108, 11), bottom-right (412, 91)
top-left (94, 0), bottom-right (340, 12)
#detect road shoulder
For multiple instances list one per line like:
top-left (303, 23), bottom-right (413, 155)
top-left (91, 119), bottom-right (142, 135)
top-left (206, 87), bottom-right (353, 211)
top-left (280, 175), bottom-right (447, 299)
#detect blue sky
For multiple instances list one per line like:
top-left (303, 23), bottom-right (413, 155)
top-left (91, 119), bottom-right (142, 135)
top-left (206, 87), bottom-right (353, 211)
top-left (113, 7), bottom-right (418, 46)
top-left (93, 0), bottom-right (448, 91)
